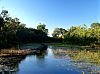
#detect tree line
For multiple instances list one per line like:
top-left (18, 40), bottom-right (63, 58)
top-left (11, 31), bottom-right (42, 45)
top-left (52, 23), bottom-right (100, 45)
top-left (0, 10), bottom-right (99, 48)
top-left (0, 10), bottom-right (59, 48)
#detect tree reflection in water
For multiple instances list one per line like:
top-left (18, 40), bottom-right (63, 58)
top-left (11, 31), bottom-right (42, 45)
top-left (0, 49), bottom-right (48, 74)
top-left (0, 56), bottom-right (26, 74)
top-left (35, 50), bottom-right (48, 68)
top-left (51, 46), bottom-right (100, 74)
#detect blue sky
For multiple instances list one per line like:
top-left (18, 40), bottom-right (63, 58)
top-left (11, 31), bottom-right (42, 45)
top-left (0, 0), bottom-right (100, 35)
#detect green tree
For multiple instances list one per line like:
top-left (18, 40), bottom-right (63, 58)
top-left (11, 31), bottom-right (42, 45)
top-left (63, 24), bottom-right (98, 45)
top-left (0, 17), bottom-right (4, 30)
top-left (52, 28), bottom-right (66, 38)
top-left (1, 10), bottom-right (8, 18)
top-left (91, 22), bottom-right (100, 28)
top-left (37, 23), bottom-right (48, 34)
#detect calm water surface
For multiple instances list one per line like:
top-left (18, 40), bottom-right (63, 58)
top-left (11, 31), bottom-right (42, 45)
top-left (16, 47), bottom-right (81, 74)
top-left (0, 46), bottom-right (100, 74)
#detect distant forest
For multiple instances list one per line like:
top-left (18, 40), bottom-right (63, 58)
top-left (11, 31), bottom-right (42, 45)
top-left (0, 10), bottom-right (100, 48)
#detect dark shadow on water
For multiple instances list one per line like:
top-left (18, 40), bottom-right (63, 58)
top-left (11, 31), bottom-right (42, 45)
top-left (0, 49), bottom-right (48, 74)
top-left (1, 45), bottom-right (100, 74)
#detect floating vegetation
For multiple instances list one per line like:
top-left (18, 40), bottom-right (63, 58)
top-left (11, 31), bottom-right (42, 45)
top-left (69, 50), bottom-right (100, 66)
top-left (52, 47), bottom-right (100, 74)
top-left (0, 57), bottom-right (25, 72)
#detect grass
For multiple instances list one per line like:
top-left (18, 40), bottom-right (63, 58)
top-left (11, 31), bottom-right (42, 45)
top-left (69, 50), bottom-right (100, 67)
top-left (45, 43), bottom-right (100, 51)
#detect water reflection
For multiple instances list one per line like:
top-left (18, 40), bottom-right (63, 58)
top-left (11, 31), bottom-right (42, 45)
top-left (0, 46), bottom-right (100, 74)
top-left (51, 46), bottom-right (100, 74)
top-left (35, 50), bottom-right (48, 68)
top-left (35, 50), bottom-right (48, 59)
top-left (0, 56), bottom-right (26, 74)
top-left (0, 49), bottom-right (47, 74)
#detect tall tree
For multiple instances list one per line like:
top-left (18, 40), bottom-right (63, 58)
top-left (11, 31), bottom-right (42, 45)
top-left (37, 23), bottom-right (48, 34)
top-left (1, 10), bottom-right (8, 19)
top-left (0, 17), bottom-right (4, 30)
top-left (91, 22), bottom-right (100, 28)
top-left (52, 28), bottom-right (66, 38)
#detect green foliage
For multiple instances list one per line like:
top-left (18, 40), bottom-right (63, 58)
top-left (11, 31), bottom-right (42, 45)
top-left (0, 17), bottom-right (4, 29)
top-left (0, 9), bottom-right (100, 48)
top-left (52, 28), bottom-right (66, 38)
top-left (63, 24), bottom-right (100, 45)
top-left (1, 10), bottom-right (8, 18)
top-left (91, 22), bottom-right (100, 28)
top-left (0, 10), bottom-right (49, 48)
top-left (16, 28), bottom-right (48, 43)
top-left (51, 23), bottom-right (100, 45)
top-left (37, 23), bottom-right (48, 34)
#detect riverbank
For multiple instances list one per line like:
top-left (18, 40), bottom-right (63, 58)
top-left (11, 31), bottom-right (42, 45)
top-left (45, 43), bottom-right (100, 50)
top-left (0, 43), bottom-right (99, 57)
top-left (0, 44), bottom-right (47, 57)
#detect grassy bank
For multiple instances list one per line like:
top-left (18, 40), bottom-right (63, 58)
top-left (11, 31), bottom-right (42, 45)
top-left (45, 43), bottom-right (100, 50)
top-left (0, 44), bottom-right (47, 57)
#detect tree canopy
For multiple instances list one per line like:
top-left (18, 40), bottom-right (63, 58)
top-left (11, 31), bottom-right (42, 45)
top-left (37, 23), bottom-right (48, 34)
top-left (52, 24), bottom-right (100, 45)
top-left (52, 28), bottom-right (66, 38)
top-left (0, 10), bottom-right (100, 48)
top-left (0, 10), bottom-right (49, 48)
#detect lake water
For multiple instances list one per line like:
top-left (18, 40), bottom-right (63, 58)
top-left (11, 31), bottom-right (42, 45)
top-left (0, 46), bottom-right (100, 74)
